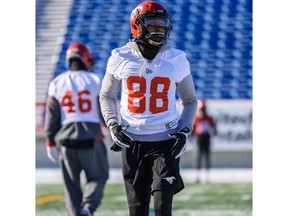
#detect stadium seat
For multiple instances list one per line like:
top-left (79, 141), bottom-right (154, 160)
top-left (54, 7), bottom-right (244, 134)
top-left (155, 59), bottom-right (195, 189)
top-left (37, 0), bottom-right (252, 100)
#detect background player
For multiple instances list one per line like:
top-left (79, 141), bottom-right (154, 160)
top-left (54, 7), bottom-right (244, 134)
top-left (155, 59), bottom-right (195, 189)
top-left (44, 43), bottom-right (109, 216)
top-left (99, 1), bottom-right (198, 216)
top-left (193, 99), bottom-right (217, 183)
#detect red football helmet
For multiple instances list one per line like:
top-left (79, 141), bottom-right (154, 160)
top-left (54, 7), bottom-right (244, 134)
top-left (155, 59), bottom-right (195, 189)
top-left (197, 99), bottom-right (206, 110)
top-left (129, 1), bottom-right (172, 45)
top-left (66, 43), bottom-right (94, 69)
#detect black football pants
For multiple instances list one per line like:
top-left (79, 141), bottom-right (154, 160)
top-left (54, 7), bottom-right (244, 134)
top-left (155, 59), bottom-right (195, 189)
top-left (128, 189), bottom-right (174, 216)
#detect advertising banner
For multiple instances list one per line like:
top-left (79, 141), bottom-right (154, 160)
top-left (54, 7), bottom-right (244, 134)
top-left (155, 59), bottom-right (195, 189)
top-left (203, 100), bottom-right (252, 149)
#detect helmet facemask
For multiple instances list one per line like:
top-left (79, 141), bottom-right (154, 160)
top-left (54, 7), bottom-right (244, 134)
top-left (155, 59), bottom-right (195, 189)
top-left (138, 15), bottom-right (172, 46)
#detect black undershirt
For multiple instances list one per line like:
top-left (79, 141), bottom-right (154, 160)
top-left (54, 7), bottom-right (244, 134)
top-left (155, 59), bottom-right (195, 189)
top-left (69, 57), bottom-right (87, 71)
top-left (137, 41), bottom-right (162, 61)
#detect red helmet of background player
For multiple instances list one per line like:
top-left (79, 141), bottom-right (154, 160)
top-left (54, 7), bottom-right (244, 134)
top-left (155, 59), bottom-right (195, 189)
top-left (66, 43), bottom-right (94, 69)
top-left (129, 1), bottom-right (172, 45)
top-left (198, 99), bottom-right (206, 111)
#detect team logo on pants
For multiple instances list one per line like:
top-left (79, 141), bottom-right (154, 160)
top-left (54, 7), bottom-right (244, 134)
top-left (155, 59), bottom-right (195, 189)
top-left (163, 176), bottom-right (176, 184)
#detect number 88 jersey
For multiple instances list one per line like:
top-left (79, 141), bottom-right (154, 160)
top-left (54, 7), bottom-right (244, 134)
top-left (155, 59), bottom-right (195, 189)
top-left (107, 43), bottom-right (191, 135)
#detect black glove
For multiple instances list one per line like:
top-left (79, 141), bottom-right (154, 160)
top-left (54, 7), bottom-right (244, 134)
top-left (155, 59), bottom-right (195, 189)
top-left (110, 142), bottom-right (122, 152)
top-left (109, 123), bottom-right (133, 149)
top-left (168, 127), bottom-right (191, 159)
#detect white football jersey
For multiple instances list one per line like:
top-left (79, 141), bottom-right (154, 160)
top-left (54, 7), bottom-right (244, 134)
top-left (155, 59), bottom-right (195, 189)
top-left (48, 70), bottom-right (102, 125)
top-left (106, 44), bottom-right (191, 134)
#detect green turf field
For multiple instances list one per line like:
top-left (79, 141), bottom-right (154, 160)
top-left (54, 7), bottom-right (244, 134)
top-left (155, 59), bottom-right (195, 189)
top-left (36, 183), bottom-right (252, 216)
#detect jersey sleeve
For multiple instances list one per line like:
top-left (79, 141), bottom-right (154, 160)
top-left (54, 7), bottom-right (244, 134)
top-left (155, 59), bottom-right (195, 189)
top-left (44, 96), bottom-right (61, 143)
top-left (177, 74), bottom-right (198, 130)
top-left (91, 73), bottom-right (102, 94)
top-left (47, 77), bottom-right (59, 97)
top-left (106, 49), bottom-right (126, 80)
top-left (174, 51), bottom-right (191, 83)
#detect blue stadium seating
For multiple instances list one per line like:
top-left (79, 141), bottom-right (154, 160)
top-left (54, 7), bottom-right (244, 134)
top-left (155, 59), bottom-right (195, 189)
top-left (53, 0), bottom-right (252, 99)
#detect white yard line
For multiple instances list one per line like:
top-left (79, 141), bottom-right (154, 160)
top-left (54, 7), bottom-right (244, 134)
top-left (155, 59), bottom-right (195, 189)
top-left (36, 168), bottom-right (252, 184)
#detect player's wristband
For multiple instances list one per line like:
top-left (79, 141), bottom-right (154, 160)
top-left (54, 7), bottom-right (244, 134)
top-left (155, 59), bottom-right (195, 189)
top-left (45, 140), bottom-right (56, 147)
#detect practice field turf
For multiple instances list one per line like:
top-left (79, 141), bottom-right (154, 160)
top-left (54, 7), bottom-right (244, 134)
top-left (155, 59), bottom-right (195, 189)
top-left (36, 183), bottom-right (252, 216)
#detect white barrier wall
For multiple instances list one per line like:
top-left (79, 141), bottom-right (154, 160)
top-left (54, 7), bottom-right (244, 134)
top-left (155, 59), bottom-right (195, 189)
top-left (204, 99), bottom-right (252, 150)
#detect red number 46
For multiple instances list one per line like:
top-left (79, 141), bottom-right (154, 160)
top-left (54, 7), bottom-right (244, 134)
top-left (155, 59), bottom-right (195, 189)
top-left (61, 90), bottom-right (92, 113)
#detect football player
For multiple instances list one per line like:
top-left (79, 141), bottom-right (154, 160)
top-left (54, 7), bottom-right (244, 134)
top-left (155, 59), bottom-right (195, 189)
top-left (99, 1), bottom-right (198, 216)
top-left (193, 100), bottom-right (217, 183)
top-left (44, 43), bottom-right (109, 216)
